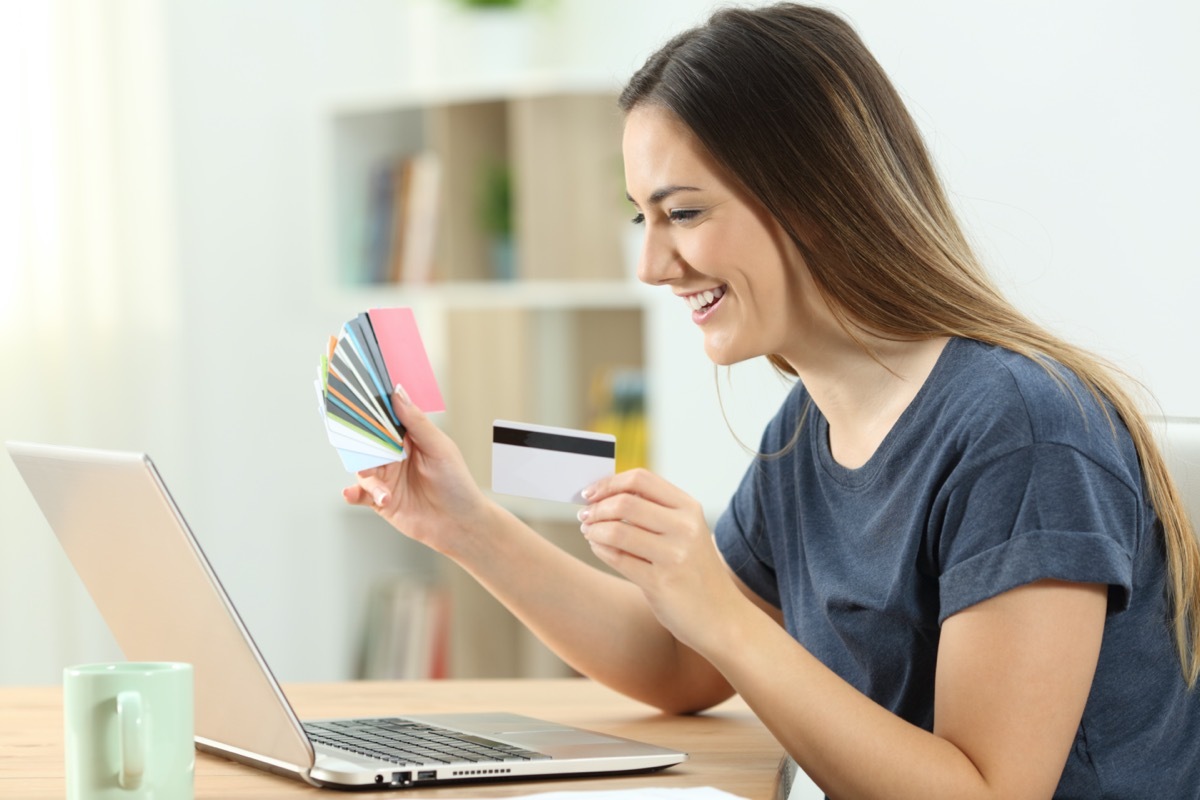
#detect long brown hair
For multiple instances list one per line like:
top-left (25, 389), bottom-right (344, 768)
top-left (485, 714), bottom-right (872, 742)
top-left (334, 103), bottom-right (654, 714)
top-left (620, 3), bottom-right (1200, 684)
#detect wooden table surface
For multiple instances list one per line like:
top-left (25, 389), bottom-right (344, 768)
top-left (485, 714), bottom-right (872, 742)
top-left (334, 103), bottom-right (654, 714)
top-left (0, 678), bottom-right (786, 799)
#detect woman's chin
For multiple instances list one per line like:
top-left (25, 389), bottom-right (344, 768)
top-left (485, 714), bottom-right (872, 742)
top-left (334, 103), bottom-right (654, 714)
top-left (702, 338), bottom-right (751, 367)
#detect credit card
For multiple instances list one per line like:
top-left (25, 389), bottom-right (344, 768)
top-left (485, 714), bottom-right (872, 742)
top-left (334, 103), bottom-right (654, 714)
top-left (491, 420), bottom-right (616, 504)
top-left (317, 307), bottom-right (444, 472)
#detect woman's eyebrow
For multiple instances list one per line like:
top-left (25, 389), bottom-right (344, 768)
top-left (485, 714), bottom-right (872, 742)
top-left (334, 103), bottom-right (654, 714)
top-left (625, 185), bottom-right (702, 206)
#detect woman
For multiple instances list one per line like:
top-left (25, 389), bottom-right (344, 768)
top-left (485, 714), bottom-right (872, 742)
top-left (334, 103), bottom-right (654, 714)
top-left (345, 4), bottom-right (1200, 797)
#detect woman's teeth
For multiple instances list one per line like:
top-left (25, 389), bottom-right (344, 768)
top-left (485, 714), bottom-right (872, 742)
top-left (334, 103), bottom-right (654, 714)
top-left (687, 285), bottom-right (726, 311)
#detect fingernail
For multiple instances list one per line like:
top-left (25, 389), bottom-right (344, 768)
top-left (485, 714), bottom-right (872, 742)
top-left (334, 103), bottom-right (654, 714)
top-left (581, 486), bottom-right (595, 501)
top-left (393, 383), bottom-right (411, 406)
top-left (371, 488), bottom-right (389, 506)
top-left (576, 507), bottom-right (590, 522)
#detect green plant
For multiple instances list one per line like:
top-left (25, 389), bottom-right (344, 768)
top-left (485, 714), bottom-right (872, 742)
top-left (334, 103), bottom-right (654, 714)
top-left (479, 161), bottom-right (513, 237)
top-left (447, 0), bottom-right (559, 10)
top-left (452, 0), bottom-right (522, 8)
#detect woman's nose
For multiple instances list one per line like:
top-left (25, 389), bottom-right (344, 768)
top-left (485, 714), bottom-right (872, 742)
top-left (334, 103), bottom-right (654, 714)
top-left (635, 227), bottom-right (684, 286)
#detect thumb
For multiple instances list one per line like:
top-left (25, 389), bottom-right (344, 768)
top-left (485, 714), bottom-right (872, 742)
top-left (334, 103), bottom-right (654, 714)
top-left (390, 383), bottom-right (437, 446)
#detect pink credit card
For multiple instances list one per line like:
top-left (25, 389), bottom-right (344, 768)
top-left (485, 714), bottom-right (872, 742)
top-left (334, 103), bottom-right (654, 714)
top-left (368, 307), bottom-right (445, 413)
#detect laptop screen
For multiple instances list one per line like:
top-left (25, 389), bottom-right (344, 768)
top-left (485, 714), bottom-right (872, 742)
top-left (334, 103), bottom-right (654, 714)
top-left (7, 442), bottom-right (315, 772)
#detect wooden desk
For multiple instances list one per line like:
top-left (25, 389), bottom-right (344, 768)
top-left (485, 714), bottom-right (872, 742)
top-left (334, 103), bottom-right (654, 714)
top-left (0, 679), bottom-right (784, 799)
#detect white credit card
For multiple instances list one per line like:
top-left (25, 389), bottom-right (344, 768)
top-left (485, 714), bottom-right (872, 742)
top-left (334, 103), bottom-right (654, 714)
top-left (491, 420), bottom-right (616, 505)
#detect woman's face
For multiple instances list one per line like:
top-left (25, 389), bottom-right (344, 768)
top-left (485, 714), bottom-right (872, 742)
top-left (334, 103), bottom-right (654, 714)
top-left (622, 105), bottom-right (826, 368)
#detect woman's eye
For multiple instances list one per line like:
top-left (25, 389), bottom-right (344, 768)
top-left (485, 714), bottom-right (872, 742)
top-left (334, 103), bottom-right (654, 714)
top-left (629, 209), bottom-right (700, 225)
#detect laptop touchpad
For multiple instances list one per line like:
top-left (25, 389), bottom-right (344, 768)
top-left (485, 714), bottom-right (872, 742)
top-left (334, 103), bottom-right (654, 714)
top-left (507, 730), bottom-right (619, 748)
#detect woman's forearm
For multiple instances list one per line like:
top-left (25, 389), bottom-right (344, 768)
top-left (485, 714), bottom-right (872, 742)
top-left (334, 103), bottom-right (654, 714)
top-left (450, 501), bottom-right (734, 713)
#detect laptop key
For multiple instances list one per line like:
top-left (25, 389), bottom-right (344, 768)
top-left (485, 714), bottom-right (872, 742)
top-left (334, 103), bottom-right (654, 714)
top-left (309, 719), bottom-right (552, 765)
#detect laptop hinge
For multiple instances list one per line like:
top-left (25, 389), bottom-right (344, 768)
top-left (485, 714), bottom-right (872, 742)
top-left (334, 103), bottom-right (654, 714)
top-left (195, 736), bottom-right (320, 787)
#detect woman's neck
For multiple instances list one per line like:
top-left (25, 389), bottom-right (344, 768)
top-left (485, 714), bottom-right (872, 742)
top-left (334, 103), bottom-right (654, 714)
top-left (786, 335), bottom-right (950, 469)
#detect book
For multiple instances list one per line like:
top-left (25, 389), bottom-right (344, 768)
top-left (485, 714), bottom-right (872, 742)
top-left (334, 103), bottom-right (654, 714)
top-left (394, 151), bottom-right (442, 285)
top-left (363, 162), bottom-right (397, 284)
top-left (368, 151), bottom-right (441, 284)
top-left (358, 151), bottom-right (442, 284)
top-left (360, 579), bottom-right (451, 680)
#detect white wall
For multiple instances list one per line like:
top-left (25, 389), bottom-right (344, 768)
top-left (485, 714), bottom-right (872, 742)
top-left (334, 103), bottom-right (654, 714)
top-left (6, 0), bottom-right (1196, 685)
top-left (160, 0), bottom-right (419, 684)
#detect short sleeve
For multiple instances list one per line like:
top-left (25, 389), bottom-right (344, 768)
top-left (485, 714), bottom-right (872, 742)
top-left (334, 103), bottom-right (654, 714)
top-left (715, 459), bottom-right (782, 609)
top-left (936, 442), bottom-right (1139, 623)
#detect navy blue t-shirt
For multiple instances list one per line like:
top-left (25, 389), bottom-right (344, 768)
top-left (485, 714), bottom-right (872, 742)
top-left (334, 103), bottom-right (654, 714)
top-left (715, 337), bottom-right (1200, 797)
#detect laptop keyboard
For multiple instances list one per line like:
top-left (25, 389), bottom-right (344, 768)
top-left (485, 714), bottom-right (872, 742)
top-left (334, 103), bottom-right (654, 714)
top-left (305, 718), bottom-right (552, 766)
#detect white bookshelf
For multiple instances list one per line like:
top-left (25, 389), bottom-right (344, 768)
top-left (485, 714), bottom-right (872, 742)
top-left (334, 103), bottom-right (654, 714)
top-left (324, 83), bottom-right (649, 678)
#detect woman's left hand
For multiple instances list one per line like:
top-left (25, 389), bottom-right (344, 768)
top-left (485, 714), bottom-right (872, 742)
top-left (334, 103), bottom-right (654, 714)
top-left (578, 468), bottom-right (746, 656)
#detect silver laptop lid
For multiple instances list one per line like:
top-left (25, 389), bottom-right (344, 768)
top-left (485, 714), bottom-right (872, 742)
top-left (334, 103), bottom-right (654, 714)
top-left (7, 441), bottom-right (315, 777)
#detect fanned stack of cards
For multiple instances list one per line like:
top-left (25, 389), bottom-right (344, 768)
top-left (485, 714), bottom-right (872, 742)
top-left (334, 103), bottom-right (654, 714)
top-left (315, 307), bottom-right (444, 473)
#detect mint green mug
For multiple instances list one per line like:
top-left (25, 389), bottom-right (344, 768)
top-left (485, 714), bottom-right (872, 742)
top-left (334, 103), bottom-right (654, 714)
top-left (63, 662), bottom-right (194, 800)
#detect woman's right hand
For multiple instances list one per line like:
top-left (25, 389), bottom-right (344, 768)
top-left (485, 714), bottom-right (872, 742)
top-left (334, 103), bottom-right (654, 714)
top-left (341, 385), bottom-right (493, 557)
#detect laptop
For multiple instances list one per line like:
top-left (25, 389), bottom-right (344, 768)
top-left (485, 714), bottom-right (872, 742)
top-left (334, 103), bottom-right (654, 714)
top-left (6, 441), bottom-right (687, 789)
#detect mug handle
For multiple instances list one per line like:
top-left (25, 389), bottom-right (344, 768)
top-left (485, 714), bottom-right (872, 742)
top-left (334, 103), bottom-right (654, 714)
top-left (116, 690), bottom-right (145, 790)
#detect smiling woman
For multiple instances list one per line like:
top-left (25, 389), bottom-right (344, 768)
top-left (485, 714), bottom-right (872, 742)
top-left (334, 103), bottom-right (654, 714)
top-left (613, 4), bottom-right (1200, 797)
top-left (341, 3), bottom-right (1200, 799)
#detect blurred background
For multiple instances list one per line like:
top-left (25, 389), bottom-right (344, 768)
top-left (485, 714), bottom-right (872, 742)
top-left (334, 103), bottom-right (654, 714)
top-left (2, 0), bottom-right (1196, 686)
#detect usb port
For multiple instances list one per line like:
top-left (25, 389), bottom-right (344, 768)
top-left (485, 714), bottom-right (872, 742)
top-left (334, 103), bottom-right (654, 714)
top-left (417, 770), bottom-right (437, 781)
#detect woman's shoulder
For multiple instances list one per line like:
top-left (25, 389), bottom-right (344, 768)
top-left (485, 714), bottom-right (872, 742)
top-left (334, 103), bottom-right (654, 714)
top-left (934, 338), bottom-right (1138, 480)
top-left (758, 339), bottom-right (1098, 449)
top-left (947, 339), bottom-right (1104, 430)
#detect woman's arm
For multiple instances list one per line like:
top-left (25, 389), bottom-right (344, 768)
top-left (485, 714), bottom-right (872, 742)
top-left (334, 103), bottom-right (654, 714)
top-left (726, 579), bottom-right (1104, 799)
top-left (459, 503), bottom-right (735, 713)
top-left (582, 468), bottom-right (1107, 799)
top-left (345, 389), bottom-right (734, 713)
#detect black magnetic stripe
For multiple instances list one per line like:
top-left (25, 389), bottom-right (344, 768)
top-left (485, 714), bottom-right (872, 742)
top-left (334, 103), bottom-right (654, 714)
top-left (493, 426), bottom-right (615, 459)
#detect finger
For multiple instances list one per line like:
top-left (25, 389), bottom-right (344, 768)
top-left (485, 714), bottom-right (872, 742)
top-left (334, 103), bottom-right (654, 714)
top-left (342, 484), bottom-right (374, 507)
top-left (389, 384), bottom-right (437, 447)
top-left (389, 384), bottom-right (464, 466)
top-left (579, 492), bottom-right (675, 536)
top-left (587, 538), bottom-right (657, 595)
top-left (582, 519), bottom-right (664, 565)
top-left (355, 474), bottom-right (393, 507)
top-left (587, 537), bottom-right (652, 572)
top-left (583, 468), bottom-right (691, 509)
